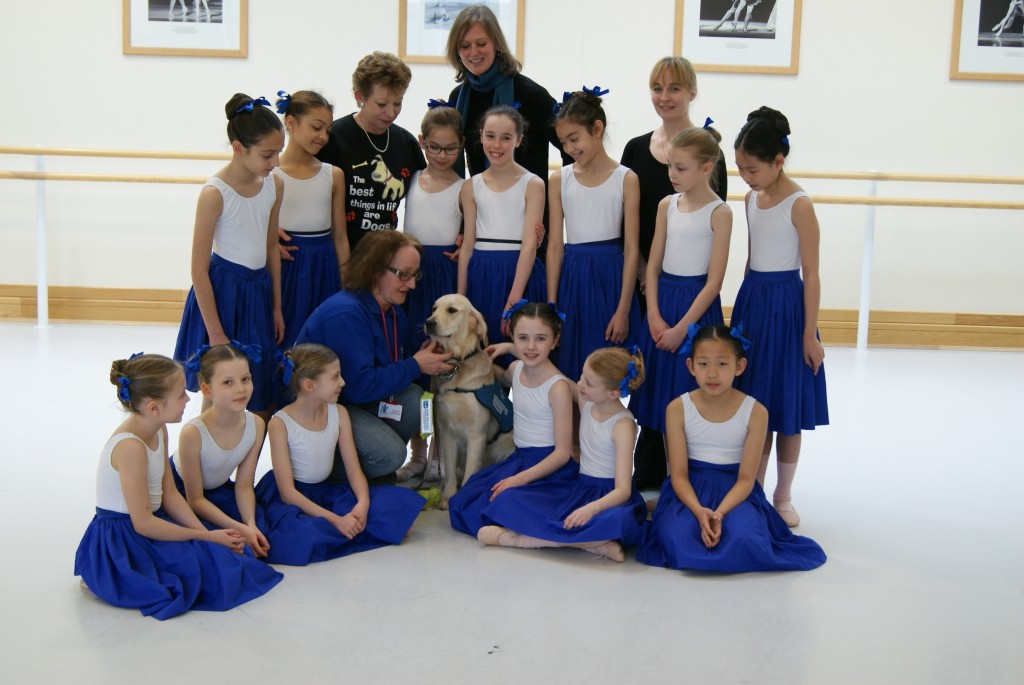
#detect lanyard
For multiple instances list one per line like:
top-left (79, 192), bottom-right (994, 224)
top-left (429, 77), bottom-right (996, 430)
top-left (379, 304), bottom-right (399, 364)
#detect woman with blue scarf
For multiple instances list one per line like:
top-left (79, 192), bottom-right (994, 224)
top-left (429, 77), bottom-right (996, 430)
top-left (444, 5), bottom-right (569, 194)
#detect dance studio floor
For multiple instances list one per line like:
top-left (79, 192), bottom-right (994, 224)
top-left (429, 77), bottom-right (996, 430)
top-left (1, 321), bottom-right (1021, 684)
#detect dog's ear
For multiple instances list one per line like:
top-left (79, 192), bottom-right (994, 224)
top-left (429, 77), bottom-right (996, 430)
top-left (473, 308), bottom-right (489, 346)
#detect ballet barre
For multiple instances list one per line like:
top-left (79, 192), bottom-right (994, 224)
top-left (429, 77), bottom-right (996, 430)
top-left (2, 147), bottom-right (1023, 349)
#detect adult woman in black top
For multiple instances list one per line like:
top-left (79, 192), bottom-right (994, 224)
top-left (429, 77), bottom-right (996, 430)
top-left (620, 56), bottom-right (728, 490)
top-left (445, 5), bottom-right (569, 197)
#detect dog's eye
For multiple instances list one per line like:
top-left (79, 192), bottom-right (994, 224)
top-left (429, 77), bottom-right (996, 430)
top-left (448, 307), bottom-right (457, 314)
top-left (431, 304), bottom-right (437, 312)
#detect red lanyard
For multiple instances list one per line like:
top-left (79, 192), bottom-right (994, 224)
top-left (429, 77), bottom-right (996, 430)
top-left (379, 304), bottom-right (399, 363)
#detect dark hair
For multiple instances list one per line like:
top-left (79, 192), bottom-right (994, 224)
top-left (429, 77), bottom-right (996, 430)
top-left (688, 325), bottom-right (747, 361)
top-left (734, 106), bottom-right (791, 163)
top-left (282, 344), bottom-right (339, 396)
top-left (192, 343), bottom-right (250, 388)
top-left (225, 93), bottom-right (283, 148)
top-left (421, 105), bottom-right (464, 140)
top-left (352, 52), bottom-right (412, 96)
top-left (343, 230), bottom-right (423, 292)
top-left (482, 104), bottom-right (526, 137)
top-left (446, 4), bottom-right (521, 82)
top-left (110, 354), bottom-right (181, 413)
top-left (554, 90), bottom-right (607, 136)
top-left (586, 346), bottom-right (645, 394)
top-left (509, 302), bottom-right (563, 339)
top-left (277, 89), bottom-right (333, 119)
top-left (670, 126), bottom-right (723, 190)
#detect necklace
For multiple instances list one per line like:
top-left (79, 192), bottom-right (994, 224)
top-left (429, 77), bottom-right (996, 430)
top-left (357, 112), bottom-right (390, 154)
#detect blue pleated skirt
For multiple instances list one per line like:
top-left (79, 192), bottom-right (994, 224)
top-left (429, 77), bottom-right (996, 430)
top-left (174, 253), bottom-right (277, 411)
top-left (448, 445), bottom-right (580, 537)
top-left (730, 269), bottom-right (829, 435)
top-left (404, 244), bottom-right (458, 387)
top-left (630, 273), bottom-right (724, 431)
top-left (255, 471), bottom-right (425, 566)
top-left (636, 460), bottom-right (826, 572)
top-left (169, 461), bottom-right (269, 536)
top-left (279, 232), bottom-right (341, 351)
top-left (74, 507), bottom-right (283, 620)
top-left (466, 249), bottom-right (546, 348)
top-left (483, 473), bottom-right (647, 546)
top-left (555, 240), bottom-right (642, 382)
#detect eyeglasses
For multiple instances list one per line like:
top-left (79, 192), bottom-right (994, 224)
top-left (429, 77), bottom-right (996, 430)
top-left (385, 265), bottom-right (423, 282)
top-left (423, 143), bottom-right (462, 156)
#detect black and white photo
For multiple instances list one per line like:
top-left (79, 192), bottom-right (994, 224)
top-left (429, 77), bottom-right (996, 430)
top-left (675, 0), bottom-right (800, 74)
top-left (123, 0), bottom-right (246, 57)
top-left (951, 0), bottom-right (1024, 81)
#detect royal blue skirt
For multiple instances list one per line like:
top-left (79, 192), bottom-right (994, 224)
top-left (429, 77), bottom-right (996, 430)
top-left (483, 473), bottom-right (647, 546)
top-left (636, 460), bottom-right (826, 572)
top-left (404, 244), bottom-right (458, 387)
top-left (169, 462), bottom-right (269, 536)
top-left (466, 249), bottom-right (546, 349)
top-left (555, 240), bottom-right (642, 382)
top-left (279, 232), bottom-right (341, 351)
top-left (630, 273), bottom-right (724, 432)
top-left (74, 507), bottom-right (283, 620)
top-left (730, 269), bottom-right (829, 435)
top-left (174, 253), bottom-right (277, 411)
top-left (448, 445), bottom-right (580, 537)
top-left (255, 472), bottom-right (425, 566)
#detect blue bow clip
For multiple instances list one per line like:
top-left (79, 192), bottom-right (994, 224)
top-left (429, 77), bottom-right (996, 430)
top-left (501, 299), bottom-right (529, 322)
top-left (129, 351), bottom-right (144, 360)
top-left (626, 344), bottom-right (640, 357)
top-left (511, 101), bottom-right (522, 110)
top-left (547, 302), bottom-right (567, 324)
top-left (781, 134), bottom-right (790, 146)
top-left (552, 90), bottom-right (574, 115)
top-left (618, 360), bottom-right (639, 398)
top-left (117, 375), bottom-right (132, 404)
top-left (427, 98), bottom-right (456, 109)
top-left (230, 340), bottom-right (262, 364)
top-left (275, 90), bottom-right (292, 114)
top-left (184, 344), bottom-right (211, 376)
top-left (236, 96), bottom-right (272, 114)
top-left (582, 85), bottom-right (610, 98)
top-left (275, 350), bottom-right (296, 387)
top-left (704, 117), bottom-right (714, 129)
top-left (729, 324), bottom-right (753, 352)
top-left (676, 322), bottom-right (703, 357)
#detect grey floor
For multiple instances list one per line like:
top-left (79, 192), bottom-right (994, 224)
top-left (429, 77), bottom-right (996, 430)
top-left (1, 321), bottom-right (1021, 684)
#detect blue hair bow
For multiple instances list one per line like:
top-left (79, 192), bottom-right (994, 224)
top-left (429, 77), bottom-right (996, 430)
top-left (547, 302), bottom-right (567, 324)
top-left (129, 351), bottom-right (144, 360)
top-left (275, 350), bottom-right (295, 387)
top-left (427, 98), bottom-right (455, 109)
top-left (781, 134), bottom-right (790, 147)
top-left (184, 344), bottom-right (211, 376)
top-left (275, 90), bottom-right (292, 115)
top-left (676, 322), bottom-right (703, 357)
top-left (117, 375), bottom-right (132, 404)
top-left (618, 360), bottom-right (639, 398)
top-left (704, 117), bottom-right (714, 129)
top-left (236, 96), bottom-right (272, 114)
top-left (729, 324), bottom-right (753, 352)
top-left (582, 85), bottom-right (610, 98)
top-left (501, 299), bottom-right (529, 322)
top-left (230, 340), bottom-right (262, 364)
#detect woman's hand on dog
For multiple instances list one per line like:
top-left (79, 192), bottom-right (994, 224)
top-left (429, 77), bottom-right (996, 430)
top-left (414, 342), bottom-right (455, 376)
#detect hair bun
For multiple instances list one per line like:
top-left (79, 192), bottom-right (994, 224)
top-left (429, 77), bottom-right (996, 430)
top-left (225, 92), bottom-right (253, 120)
top-left (747, 105), bottom-right (791, 136)
top-left (109, 360), bottom-right (129, 386)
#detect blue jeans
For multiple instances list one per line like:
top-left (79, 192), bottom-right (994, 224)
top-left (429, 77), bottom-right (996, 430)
top-left (341, 384), bottom-right (422, 480)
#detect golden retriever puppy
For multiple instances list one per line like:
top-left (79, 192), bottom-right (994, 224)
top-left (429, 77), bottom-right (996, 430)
top-left (425, 294), bottom-right (514, 508)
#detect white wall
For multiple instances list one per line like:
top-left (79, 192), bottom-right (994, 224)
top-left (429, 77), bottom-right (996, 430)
top-left (1, 0), bottom-right (1022, 314)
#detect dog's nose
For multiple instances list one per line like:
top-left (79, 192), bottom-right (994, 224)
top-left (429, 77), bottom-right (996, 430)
top-left (425, 318), bottom-right (437, 333)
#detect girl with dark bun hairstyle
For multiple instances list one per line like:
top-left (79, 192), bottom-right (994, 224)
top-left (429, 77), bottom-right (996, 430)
top-left (731, 106), bottom-right (829, 528)
top-left (547, 87), bottom-right (642, 382)
top-left (174, 93), bottom-right (285, 419)
top-left (74, 354), bottom-right (282, 619)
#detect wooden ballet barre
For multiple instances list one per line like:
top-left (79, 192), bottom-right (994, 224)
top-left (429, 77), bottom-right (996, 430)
top-left (0, 171), bottom-right (207, 185)
top-left (722, 192), bottom-right (1024, 211)
top-left (726, 169), bottom-right (1024, 186)
top-left (0, 146), bottom-right (229, 162)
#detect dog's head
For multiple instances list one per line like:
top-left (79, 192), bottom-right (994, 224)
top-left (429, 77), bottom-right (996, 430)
top-left (424, 294), bottom-right (489, 358)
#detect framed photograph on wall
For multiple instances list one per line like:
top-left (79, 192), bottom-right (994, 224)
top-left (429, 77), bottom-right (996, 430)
top-left (951, 0), bottom-right (1024, 81)
top-left (673, 0), bottom-right (802, 74)
top-left (399, 0), bottom-right (524, 65)
top-left (122, 0), bottom-right (248, 57)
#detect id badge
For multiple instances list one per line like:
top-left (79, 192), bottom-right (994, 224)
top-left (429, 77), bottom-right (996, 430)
top-left (378, 400), bottom-right (403, 422)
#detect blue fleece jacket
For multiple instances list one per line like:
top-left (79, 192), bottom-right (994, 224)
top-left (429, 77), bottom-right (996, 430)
top-left (295, 290), bottom-right (420, 405)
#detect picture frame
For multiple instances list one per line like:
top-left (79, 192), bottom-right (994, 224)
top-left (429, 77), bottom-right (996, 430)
top-left (673, 0), bottom-right (802, 75)
top-left (399, 0), bottom-right (525, 65)
top-left (122, 0), bottom-right (248, 58)
top-left (950, 0), bottom-right (1024, 81)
